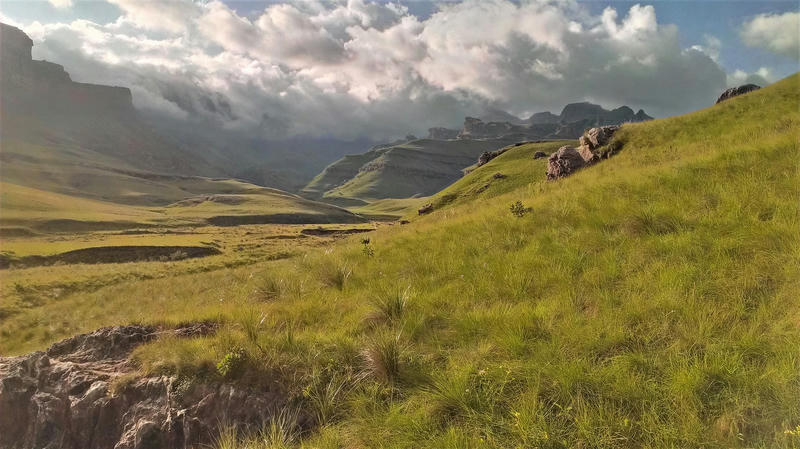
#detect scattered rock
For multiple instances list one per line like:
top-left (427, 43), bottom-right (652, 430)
top-left (578, 125), bottom-right (620, 162)
top-left (546, 146), bottom-right (587, 180)
top-left (418, 203), bottom-right (433, 215)
top-left (399, 220), bottom-right (410, 225)
top-left (0, 324), bottom-right (299, 449)
top-left (532, 151), bottom-right (548, 160)
top-left (476, 147), bottom-right (512, 168)
top-left (716, 84), bottom-right (760, 104)
top-left (476, 184), bottom-right (490, 193)
top-left (493, 173), bottom-right (507, 179)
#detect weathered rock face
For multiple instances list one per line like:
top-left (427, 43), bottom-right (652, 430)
top-left (546, 125), bottom-right (624, 180)
top-left (546, 146), bottom-right (587, 180)
top-left (427, 127), bottom-right (460, 140)
top-left (578, 125), bottom-right (620, 162)
top-left (716, 84), bottom-right (761, 104)
top-left (0, 325), bottom-right (295, 449)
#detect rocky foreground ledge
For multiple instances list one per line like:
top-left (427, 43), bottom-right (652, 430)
top-left (0, 325), bottom-right (293, 449)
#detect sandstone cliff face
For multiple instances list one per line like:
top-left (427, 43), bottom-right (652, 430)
top-left (0, 22), bottom-right (225, 192)
top-left (426, 102), bottom-right (652, 142)
top-left (0, 325), bottom-right (298, 449)
top-left (546, 125), bottom-right (621, 180)
top-left (1, 23), bottom-right (134, 117)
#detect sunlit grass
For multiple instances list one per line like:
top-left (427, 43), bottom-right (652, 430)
top-left (2, 75), bottom-right (799, 448)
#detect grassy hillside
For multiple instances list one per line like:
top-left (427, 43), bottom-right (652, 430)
top-left (418, 140), bottom-right (571, 215)
top-left (2, 74), bottom-right (799, 448)
top-left (305, 137), bottom-right (523, 204)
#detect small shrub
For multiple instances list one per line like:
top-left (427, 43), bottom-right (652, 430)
top-left (510, 201), bottom-right (530, 218)
top-left (217, 348), bottom-right (247, 379)
top-left (361, 238), bottom-right (375, 257)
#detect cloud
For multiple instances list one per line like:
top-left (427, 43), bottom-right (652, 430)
top-left (105, 0), bottom-right (201, 33)
top-left (741, 11), bottom-right (800, 60)
top-left (15, 0), bottom-right (737, 140)
top-left (727, 67), bottom-right (773, 88)
top-left (48, 0), bottom-right (73, 9)
top-left (691, 35), bottom-right (722, 62)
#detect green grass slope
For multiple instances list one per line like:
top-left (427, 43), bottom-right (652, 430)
top-left (419, 140), bottom-right (571, 214)
top-left (3, 75), bottom-right (799, 448)
top-left (306, 137), bottom-right (523, 204)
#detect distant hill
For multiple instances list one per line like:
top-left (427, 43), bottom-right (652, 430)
top-left (307, 101), bottom-right (652, 205)
top-left (0, 23), bottom-right (370, 194)
top-left (430, 102), bottom-right (653, 141)
top-left (0, 23), bottom-right (363, 228)
top-left (301, 137), bottom-right (522, 204)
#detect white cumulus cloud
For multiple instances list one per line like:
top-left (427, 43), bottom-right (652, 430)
top-left (741, 11), bottom-right (800, 60)
top-left (48, 0), bottom-right (73, 9)
top-left (13, 0), bottom-right (742, 140)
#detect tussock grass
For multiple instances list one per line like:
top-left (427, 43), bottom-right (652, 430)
top-left (366, 286), bottom-right (411, 325)
top-left (360, 333), bottom-right (407, 385)
top-left (3, 75), bottom-right (800, 448)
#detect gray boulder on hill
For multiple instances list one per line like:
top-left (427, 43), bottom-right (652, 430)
top-left (547, 125), bottom-right (621, 180)
top-left (578, 125), bottom-right (620, 162)
top-left (546, 146), bottom-right (587, 180)
top-left (0, 325), bottom-right (303, 449)
top-left (716, 84), bottom-right (761, 104)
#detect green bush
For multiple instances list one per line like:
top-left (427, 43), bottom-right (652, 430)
top-left (217, 348), bottom-right (247, 379)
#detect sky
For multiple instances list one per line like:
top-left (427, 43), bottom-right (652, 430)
top-left (1, 0), bottom-right (798, 140)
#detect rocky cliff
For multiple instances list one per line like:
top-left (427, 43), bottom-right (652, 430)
top-left (0, 325), bottom-right (302, 449)
top-left (426, 102), bottom-right (652, 141)
top-left (1, 23), bottom-right (134, 118)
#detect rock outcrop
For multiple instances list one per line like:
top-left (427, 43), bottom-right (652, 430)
top-left (578, 125), bottom-right (620, 162)
top-left (716, 84), bottom-right (761, 104)
top-left (546, 146), bottom-right (587, 180)
top-left (0, 325), bottom-right (298, 449)
top-left (547, 125), bottom-right (622, 180)
top-left (418, 203), bottom-right (433, 215)
top-left (427, 127), bottom-right (461, 140)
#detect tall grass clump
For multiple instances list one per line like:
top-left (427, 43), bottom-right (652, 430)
top-left (360, 333), bottom-right (406, 385)
top-left (253, 274), bottom-right (286, 301)
top-left (367, 286), bottom-right (411, 325)
top-left (319, 262), bottom-right (352, 291)
top-left (213, 408), bottom-right (301, 449)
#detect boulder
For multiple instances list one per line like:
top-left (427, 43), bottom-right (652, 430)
top-left (418, 203), bottom-right (433, 215)
top-left (716, 84), bottom-right (760, 104)
top-left (546, 146), bottom-right (587, 180)
top-left (493, 172), bottom-right (507, 179)
top-left (532, 151), bottom-right (548, 160)
top-left (578, 125), bottom-right (620, 162)
top-left (0, 324), bottom-right (299, 449)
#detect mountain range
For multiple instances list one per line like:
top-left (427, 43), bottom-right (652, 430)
top-left (304, 103), bottom-right (653, 204)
